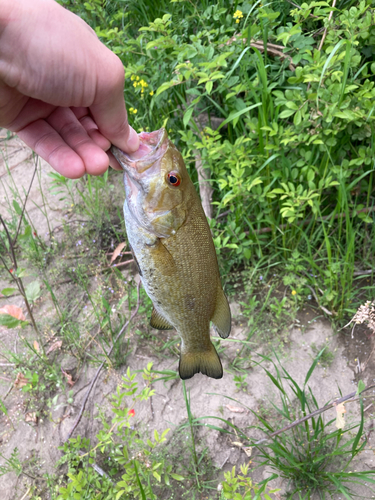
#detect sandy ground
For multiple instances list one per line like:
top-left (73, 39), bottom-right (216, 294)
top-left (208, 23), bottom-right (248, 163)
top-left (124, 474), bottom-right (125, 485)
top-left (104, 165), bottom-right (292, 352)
top-left (1, 136), bottom-right (375, 499)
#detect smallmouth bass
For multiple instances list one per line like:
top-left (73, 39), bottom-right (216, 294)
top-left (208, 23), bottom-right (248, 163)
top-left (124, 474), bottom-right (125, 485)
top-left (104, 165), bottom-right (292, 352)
top-left (111, 129), bottom-right (231, 379)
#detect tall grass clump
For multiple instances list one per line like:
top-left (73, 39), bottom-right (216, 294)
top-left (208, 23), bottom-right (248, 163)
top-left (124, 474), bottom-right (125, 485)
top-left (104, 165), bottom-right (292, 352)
top-left (251, 352), bottom-right (375, 498)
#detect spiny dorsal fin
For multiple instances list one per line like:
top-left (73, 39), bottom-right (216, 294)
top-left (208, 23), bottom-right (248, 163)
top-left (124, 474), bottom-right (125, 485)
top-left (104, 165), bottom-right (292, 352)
top-left (211, 284), bottom-right (231, 339)
top-left (150, 307), bottom-right (174, 330)
top-left (179, 342), bottom-right (223, 380)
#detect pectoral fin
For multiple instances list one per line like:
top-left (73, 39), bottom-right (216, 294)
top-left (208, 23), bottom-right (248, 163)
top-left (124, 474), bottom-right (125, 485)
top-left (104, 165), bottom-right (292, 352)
top-left (150, 307), bottom-right (174, 330)
top-left (179, 342), bottom-right (223, 380)
top-left (211, 284), bottom-right (231, 339)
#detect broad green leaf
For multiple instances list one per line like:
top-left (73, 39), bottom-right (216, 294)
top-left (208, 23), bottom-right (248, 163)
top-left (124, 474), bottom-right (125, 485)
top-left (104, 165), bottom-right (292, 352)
top-left (1, 288), bottom-right (17, 297)
top-left (25, 281), bottom-right (41, 302)
top-left (170, 473), bottom-right (184, 481)
top-left (0, 313), bottom-right (23, 329)
top-left (12, 199), bottom-right (22, 215)
top-left (183, 107), bottom-right (194, 128)
top-left (279, 109), bottom-right (295, 119)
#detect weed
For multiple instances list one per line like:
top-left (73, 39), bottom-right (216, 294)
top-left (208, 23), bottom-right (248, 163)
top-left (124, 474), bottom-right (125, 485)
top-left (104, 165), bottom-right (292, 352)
top-left (311, 341), bottom-right (336, 368)
top-left (0, 448), bottom-right (22, 477)
top-left (57, 366), bottom-right (185, 500)
top-left (233, 372), bottom-right (248, 393)
top-left (252, 352), bottom-right (375, 498)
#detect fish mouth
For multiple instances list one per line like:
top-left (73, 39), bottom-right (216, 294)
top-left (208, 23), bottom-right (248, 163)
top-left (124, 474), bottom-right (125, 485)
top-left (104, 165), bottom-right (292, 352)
top-left (110, 128), bottom-right (168, 175)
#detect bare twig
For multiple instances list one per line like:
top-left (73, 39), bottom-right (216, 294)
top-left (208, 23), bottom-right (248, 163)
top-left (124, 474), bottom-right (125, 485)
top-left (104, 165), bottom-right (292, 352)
top-left (14, 156), bottom-right (38, 243)
top-left (255, 383), bottom-right (375, 445)
top-left (194, 150), bottom-right (213, 219)
top-left (306, 284), bottom-right (334, 316)
top-left (0, 215), bottom-right (42, 340)
top-left (18, 487), bottom-right (32, 500)
top-left (63, 281), bottom-right (141, 443)
top-left (318, 0), bottom-right (337, 52)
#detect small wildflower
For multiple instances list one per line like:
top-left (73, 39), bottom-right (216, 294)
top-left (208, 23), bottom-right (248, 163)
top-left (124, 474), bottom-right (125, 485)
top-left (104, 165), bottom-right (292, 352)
top-left (136, 76), bottom-right (140, 81)
top-left (233, 9), bottom-right (243, 23)
top-left (130, 75), bottom-right (135, 81)
top-left (128, 409), bottom-right (135, 417)
top-left (292, 290), bottom-right (297, 296)
top-left (133, 82), bottom-right (137, 88)
top-left (149, 90), bottom-right (154, 96)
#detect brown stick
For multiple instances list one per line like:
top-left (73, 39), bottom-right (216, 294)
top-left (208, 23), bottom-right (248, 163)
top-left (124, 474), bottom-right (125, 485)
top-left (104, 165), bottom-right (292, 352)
top-left (14, 156), bottom-right (38, 243)
top-left (194, 150), bottom-right (213, 219)
top-left (318, 0), bottom-right (337, 52)
top-left (63, 281), bottom-right (141, 443)
top-left (255, 383), bottom-right (375, 445)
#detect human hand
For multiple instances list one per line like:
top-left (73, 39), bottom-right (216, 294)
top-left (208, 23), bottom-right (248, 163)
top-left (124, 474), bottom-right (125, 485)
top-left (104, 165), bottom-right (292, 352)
top-left (0, 0), bottom-right (139, 178)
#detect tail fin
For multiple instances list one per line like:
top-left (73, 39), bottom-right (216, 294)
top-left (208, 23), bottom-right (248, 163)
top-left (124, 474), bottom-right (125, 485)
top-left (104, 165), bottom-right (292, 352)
top-left (179, 342), bottom-right (223, 380)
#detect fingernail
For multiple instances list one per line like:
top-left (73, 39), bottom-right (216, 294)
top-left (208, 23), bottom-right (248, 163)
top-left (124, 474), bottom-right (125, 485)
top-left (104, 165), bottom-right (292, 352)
top-left (126, 126), bottom-right (140, 153)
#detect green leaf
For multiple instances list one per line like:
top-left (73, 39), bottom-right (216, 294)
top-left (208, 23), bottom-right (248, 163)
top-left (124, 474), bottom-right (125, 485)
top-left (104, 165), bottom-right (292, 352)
top-left (0, 314), bottom-right (23, 329)
top-left (170, 473), bottom-right (184, 481)
top-left (205, 80), bottom-right (213, 94)
top-left (294, 110), bottom-right (302, 126)
top-left (286, 101), bottom-right (298, 110)
top-left (25, 281), bottom-right (41, 302)
top-left (12, 199), bottom-right (22, 215)
top-left (356, 380), bottom-right (366, 395)
top-left (153, 471), bottom-right (161, 482)
top-left (1, 288), bottom-right (17, 297)
top-left (183, 107), bottom-right (194, 128)
top-left (279, 109), bottom-right (295, 119)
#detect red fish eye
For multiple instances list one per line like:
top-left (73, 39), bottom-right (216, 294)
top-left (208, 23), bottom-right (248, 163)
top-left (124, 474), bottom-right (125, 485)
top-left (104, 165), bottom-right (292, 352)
top-left (167, 172), bottom-right (181, 187)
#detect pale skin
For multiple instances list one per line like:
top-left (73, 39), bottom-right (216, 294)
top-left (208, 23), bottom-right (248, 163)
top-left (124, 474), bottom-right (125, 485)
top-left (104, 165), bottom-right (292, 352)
top-left (0, 0), bottom-right (139, 179)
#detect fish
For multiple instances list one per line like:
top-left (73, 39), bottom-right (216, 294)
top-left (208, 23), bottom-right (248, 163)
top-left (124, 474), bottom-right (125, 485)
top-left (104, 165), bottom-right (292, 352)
top-left (111, 128), bottom-right (231, 380)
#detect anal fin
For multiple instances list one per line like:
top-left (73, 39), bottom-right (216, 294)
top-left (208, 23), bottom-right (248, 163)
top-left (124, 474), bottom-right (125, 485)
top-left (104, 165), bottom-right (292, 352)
top-left (179, 342), bottom-right (223, 380)
top-left (150, 307), bottom-right (174, 330)
top-left (211, 284), bottom-right (231, 339)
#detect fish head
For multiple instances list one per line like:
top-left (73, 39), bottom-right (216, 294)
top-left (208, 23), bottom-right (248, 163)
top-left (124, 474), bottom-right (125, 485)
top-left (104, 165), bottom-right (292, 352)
top-left (111, 128), bottom-right (191, 238)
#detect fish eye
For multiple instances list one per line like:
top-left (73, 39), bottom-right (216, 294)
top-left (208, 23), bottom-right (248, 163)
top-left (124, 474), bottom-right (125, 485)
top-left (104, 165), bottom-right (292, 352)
top-left (167, 171), bottom-right (181, 187)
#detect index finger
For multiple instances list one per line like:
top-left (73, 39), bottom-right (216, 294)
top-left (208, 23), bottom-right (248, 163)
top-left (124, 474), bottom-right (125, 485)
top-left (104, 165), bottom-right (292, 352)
top-left (89, 53), bottom-right (139, 154)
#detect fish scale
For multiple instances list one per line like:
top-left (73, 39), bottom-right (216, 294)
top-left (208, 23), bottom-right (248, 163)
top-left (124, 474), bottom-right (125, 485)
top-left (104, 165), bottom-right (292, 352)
top-left (111, 128), bottom-right (231, 380)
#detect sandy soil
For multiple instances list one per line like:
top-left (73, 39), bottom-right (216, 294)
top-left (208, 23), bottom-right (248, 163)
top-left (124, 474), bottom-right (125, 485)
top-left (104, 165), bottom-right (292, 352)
top-left (1, 136), bottom-right (375, 499)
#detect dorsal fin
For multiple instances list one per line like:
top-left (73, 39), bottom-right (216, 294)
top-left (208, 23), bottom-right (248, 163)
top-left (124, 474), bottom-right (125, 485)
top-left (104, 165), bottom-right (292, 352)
top-left (150, 307), bottom-right (174, 330)
top-left (211, 284), bottom-right (231, 339)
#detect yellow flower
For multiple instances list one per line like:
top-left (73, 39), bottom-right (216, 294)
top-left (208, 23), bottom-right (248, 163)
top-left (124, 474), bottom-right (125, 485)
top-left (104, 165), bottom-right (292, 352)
top-left (133, 82), bottom-right (137, 88)
top-left (291, 290), bottom-right (297, 296)
top-left (136, 76), bottom-right (140, 81)
top-left (133, 108), bottom-right (137, 114)
top-left (130, 75), bottom-right (135, 81)
top-left (129, 107), bottom-right (137, 114)
top-left (149, 90), bottom-right (154, 96)
top-left (233, 9), bottom-right (244, 20)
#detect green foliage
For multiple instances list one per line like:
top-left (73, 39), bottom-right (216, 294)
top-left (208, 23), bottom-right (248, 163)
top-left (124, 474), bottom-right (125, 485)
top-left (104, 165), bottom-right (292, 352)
top-left (0, 448), bottom-right (23, 477)
top-left (56, 0), bottom-right (375, 318)
top-left (252, 352), bottom-right (375, 498)
top-left (221, 464), bottom-right (279, 500)
top-left (57, 366), bottom-right (184, 500)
